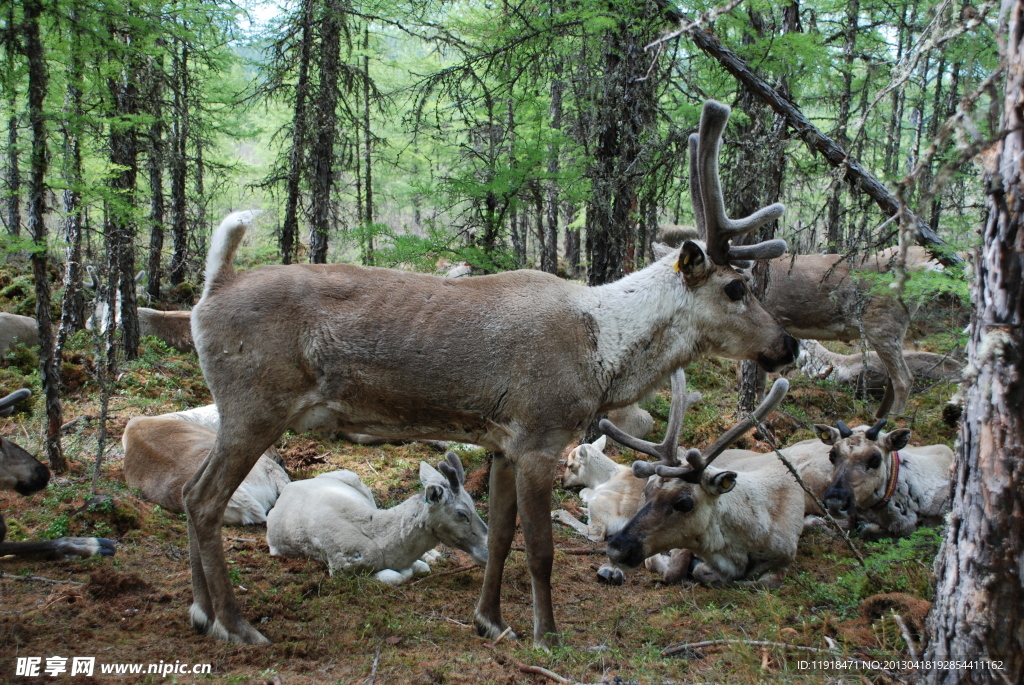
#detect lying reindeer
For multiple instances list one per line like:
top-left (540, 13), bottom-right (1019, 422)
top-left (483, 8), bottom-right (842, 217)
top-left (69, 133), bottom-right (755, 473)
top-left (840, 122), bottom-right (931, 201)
top-left (814, 419), bottom-right (953, 540)
top-left (602, 373), bottom-right (803, 588)
top-left (184, 100), bottom-right (797, 646)
top-left (267, 453), bottom-right (488, 585)
top-left (1, 389), bottom-right (116, 559)
top-left (0, 313), bottom-right (39, 356)
top-left (85, 268), bottom-right (194, 353)
top-left (796, 340), bottom-right (961, 396)
top-left (122, 406), bottom-right (290, 526)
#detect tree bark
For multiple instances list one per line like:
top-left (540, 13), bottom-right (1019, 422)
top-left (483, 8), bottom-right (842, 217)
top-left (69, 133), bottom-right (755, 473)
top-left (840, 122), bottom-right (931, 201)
top-left (543, 54), bottom-right (563, 275)
top-left (308, 0), bottom-right (342, 265)
top-left (145, 52), bottom-right (166, 302)
top-left (362, 24), bottom-right (374, 266)
top-left (921, 3), bottom-right (1024, 680)
top-left (23, 0), bottom-right (66, 472)
top-left (6, 102), bottom-right (20, 237)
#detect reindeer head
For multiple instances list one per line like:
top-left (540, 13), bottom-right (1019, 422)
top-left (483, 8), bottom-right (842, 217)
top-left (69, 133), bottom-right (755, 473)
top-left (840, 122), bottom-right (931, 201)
top-left (602, 370), bottom-right (789, 569)
top-left (0, 390), bottom-right (50, 495)
top-left (420, 452), bottom-right (488, 566)
top-left (672, 101), bottom-right (797, 372)
top-left (814, 419), bottom-right (910, 517)
top-left (562, 435), bottom-right (608, 488)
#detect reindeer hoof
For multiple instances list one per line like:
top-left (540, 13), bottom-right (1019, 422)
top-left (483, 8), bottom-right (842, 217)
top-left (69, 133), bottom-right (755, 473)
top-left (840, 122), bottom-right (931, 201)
top-left (473, 616), bottom-right (516, 641)
top-left (596, 566), bottom-right (624, 585)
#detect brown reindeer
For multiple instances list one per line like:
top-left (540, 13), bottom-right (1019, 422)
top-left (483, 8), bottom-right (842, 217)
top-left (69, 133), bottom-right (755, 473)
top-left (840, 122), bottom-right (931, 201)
top-left (1, 389), bottom-right (116, 559)
top-left (601, 372), bottom-right (802, 587)
top-left (667, 153), bottom-right (947, 417)
top-left (184, 100), bottom-right (797, 647)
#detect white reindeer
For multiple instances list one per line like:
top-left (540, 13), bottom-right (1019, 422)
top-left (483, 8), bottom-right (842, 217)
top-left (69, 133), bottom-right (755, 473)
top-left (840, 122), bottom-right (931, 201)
top-left (267, 452), bottom-right (488, 585)
top-left (602, 373), bottom-right (804, 588)
top-left (183, 100), bottom-right (797, 647)
top-left (122, 406), bottom-right (289, 526)
top-left (1, 389), bottom-right (116, 559)
top-left (796, 339), bottom-right (961, 397)
top-left (814, 419), bottom-right (953, 540)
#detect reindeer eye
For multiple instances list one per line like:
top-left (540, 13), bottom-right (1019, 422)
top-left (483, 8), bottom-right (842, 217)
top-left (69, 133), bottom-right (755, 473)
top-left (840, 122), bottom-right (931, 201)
top-left (673, 495), bottom-right (694, 513)
top-left (867, 453), bottom-right (882, 469)
top-left (828, 447), bottom-right (837, 464)
top-left (725, 279), bottom-right (745, 301)
top-left (455, 511), bottom-right (470, 522)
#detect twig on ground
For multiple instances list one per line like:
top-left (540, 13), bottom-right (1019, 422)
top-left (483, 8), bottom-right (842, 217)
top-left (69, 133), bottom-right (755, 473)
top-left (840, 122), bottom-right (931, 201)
top-left (487, 626), bottom-right (513, 648)
top-left (410, 563), bottom-right (475, 584)
top-left (662, 638), bottom-right (837, 658)
top-left (511, 546), bottom-right (605, 555)
top-left (892, 612), bottom-right (920, 661)
top-left (1, 572), bottom-right (83, 585)
top-left (483, 642), bottom-right (571, 684)
top-left (362, 645), bottom-right (381, 685)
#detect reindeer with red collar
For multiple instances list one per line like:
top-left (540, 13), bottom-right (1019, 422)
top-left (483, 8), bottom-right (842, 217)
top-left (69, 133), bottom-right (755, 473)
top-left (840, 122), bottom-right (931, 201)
top-left (814, 419), bottom-right (953, 540)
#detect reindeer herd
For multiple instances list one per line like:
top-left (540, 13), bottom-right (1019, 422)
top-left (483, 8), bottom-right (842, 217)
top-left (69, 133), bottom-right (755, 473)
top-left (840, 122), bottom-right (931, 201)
top-left (0, 101), bottom-right (961, 651)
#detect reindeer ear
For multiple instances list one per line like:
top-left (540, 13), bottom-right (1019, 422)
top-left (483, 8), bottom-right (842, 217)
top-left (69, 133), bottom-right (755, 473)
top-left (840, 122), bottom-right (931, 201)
top-left (813, 424), bottom-right (840, 445)
top-left (419, 461), bottom-right (448, 488)
top-left (592, 434), bottom-right (607, 452)
top-left (704, 470), bottom-right (737, 495)
top-left (884, 428), bottom-right (911, 452)
top-left (676, 241), bottom-right (710, 284)
top-left (424, 483), bottom-right (446, 504)
top-left (652, 242), bottom-right (674, 259)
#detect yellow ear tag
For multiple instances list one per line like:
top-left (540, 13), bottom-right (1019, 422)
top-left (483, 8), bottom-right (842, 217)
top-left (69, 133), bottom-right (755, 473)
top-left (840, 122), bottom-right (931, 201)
top-left (682, 253), bottom-right (691, 266)
top-left (722, 477), bottom-right (735, 490)
top-left (674, 261), bottom-right (681, 272)
top-left (819, 432), bottom-right (830, 440)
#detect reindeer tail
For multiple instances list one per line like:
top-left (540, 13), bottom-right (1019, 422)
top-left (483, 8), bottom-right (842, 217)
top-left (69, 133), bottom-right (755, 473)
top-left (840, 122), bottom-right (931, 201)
top-left (202, 211), bottom-right (259, 299)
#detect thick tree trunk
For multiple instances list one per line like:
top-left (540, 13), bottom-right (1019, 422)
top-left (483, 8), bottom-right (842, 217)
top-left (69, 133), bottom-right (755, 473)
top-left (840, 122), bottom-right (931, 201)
top-left (308, 0), bottom-right (342, 265)
top-left (922, 4), bottom-right (1024, 681)
top-left (23, 0), bottom-right (65, 472)
top-left (542, 58), bottom-right (563, 275)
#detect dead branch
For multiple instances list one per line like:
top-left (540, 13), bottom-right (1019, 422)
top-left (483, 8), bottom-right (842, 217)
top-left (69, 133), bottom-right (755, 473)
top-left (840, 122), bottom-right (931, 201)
top-left (1, 572), bottom-right (83, 585)
top-left (410, 563), bottom-right (476, 584)
top-left (892, 612), bottom-right (920, 661)
top-left (511, 546), bottom-right (605, 555)
top-left (662, 638), bottom-right (837, 657)
top-left (483, 642), bottom-right (572, 684)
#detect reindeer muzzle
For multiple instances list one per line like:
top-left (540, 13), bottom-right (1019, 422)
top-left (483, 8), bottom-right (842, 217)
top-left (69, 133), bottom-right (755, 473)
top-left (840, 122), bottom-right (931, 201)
top-left (757, 334), bottom-right (799, 372)
top-left (14, 461), bottom-right (50, 496)
top-left (823, 486), bottom-right (854, 518)
top-left (606, 532), bottom-right (646, 570)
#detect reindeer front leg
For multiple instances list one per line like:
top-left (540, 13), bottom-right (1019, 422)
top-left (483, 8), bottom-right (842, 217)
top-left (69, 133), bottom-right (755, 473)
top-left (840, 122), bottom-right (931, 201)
top-left (474, 454), bottom-right (517, 640)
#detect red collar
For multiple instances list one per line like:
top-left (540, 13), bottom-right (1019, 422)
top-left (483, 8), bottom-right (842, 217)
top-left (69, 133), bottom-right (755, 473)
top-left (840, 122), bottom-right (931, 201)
top-left (871, 451), bottom-right (900, 510)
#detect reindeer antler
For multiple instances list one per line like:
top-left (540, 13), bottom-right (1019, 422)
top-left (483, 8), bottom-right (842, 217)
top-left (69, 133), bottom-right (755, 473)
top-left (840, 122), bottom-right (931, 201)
top-left (864, 418), bottom-right (887, 441)
top-left (836, 420), bottom-right (854, 439)
top-left (0, 388), bottom-right (31, 417)
top-left (603, 375), bottom-right (790, 484)
top-left (694, 101), bottom-right (788, 266)
top-left (598, 369), bottom-right (701, 479)
top-left (437, 452), bottom-right (465, 490)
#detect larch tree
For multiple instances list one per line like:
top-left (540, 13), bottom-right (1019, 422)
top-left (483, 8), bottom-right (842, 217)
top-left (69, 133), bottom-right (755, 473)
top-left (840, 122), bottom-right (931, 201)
top-left (921, 0), bottom-right (1024, 679)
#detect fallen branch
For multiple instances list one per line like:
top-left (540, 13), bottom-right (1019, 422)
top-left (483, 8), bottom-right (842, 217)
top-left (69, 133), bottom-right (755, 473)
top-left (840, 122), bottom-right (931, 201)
top-left (410, 564), bottom-right (476, 584)
top-left (511, 546), bottom-right (605, 555)
top-left (362, 645), bottom-right (381, 685)
top-left (483, 643), bottom-right (571, 684)
top-left (1, 572), bottom-right (83, 585)
top-left (892, 612), bottom-right (920, 662)
top-left (662, 638), bottom-right (837, 658)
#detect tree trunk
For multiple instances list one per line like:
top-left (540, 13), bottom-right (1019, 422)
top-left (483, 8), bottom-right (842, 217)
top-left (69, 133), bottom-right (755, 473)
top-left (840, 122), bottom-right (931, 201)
top-left (107, 23), bottom-right (140, 359)
top-left (23, 0), bottom-right (66, 472)
top-left (543, 56), bottom-right (563, 274)
top-left (6, 101), bottom-right (20, 237)
top-left (281, 0), bottom-right (314, 265)
top-left (168, 40), bottom-right (189, 286)
top-left (922, 4), bottom-right (1024, 680)
top-left (145, 52), bottom-right (166, 302)
top-left (362, 24), bottom-right (374, 266)
top-left (56, 10), bottom-right (87, 345)
top-left (308, 0), bottom-right (342, 265)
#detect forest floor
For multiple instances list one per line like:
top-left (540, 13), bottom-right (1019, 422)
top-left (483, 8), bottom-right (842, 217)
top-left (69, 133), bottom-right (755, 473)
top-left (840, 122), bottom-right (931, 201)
top-left (0, 281), bottom-right (966, 684)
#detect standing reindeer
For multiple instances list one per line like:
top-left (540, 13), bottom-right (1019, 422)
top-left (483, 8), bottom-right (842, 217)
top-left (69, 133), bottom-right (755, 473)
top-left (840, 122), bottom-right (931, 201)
top-left (1, 390), bottom-right (116, 559)
top-left (184, 100), bottom-right (797, 647)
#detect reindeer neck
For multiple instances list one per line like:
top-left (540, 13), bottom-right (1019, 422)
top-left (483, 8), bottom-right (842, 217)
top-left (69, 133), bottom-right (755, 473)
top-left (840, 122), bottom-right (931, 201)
top-left (585, 258), bottom-right (701, 407)
top-left (364, 494), bottom-right (438, 570)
